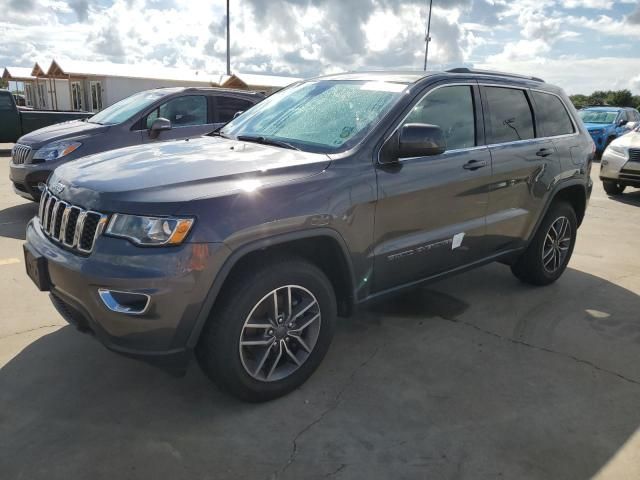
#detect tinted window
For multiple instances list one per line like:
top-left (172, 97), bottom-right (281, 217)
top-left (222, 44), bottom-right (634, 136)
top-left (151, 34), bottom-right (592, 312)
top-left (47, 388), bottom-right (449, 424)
top-left (405, 85), bottom-right (475, 150)
top-left (216, 97), bottom-right (255, 123)
top-left (0, 93), bottom-right (14, 111)
top-left (484, 87), bottom-right (534, 143)
top-left (146, 95), bottom-right (208, 128)
top-left (531, 91), bottom-right (574, 137)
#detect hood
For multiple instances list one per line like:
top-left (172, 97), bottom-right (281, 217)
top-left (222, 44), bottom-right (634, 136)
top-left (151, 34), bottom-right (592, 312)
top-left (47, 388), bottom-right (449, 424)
top-left (584, 123), bottom-right (612, 131)
top-left (18, 120), bottom-right (108, 146)
top-left (50, 136), bottom-right (331, 213)
top-left (610, 131), bottom-right (640, 149)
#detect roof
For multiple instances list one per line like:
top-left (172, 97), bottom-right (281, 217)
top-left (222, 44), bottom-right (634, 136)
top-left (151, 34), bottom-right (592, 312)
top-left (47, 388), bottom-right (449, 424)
top-left (47, 59), bottom-right (213, 84)
top-left (2, 66), bottom-right (35, 81)
top-left (318, 68), bottom-right (547, 85)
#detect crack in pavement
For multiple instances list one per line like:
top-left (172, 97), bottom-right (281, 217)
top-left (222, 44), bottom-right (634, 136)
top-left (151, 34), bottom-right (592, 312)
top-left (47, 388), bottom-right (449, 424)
top-left (443, 317), bottom-right (640, 387)
top-left (324, 463), bottom-right (347, 478)
top-left (0, 324), bottom-right (63, 340)
top-left (271, 346), bottom-right (382, 479)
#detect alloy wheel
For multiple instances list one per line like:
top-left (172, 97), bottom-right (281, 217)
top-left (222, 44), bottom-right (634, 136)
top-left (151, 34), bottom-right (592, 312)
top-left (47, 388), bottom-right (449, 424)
top-left (239, 285), bottom-right (321, 382)
top-left (542, 216), bottom-right (572, 273)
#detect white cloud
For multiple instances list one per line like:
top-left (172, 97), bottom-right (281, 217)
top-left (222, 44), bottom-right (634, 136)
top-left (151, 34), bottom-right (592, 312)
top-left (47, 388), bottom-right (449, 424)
top-left (477, 56), bottom-right (640, 94)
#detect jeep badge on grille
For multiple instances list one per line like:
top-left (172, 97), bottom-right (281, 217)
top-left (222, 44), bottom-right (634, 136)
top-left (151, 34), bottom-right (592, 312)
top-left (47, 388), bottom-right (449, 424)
top-left (51, 183), bottom-right (65, 194)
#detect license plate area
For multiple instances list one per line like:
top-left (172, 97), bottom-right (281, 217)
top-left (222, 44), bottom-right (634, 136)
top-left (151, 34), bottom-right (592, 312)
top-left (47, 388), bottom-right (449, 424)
top-left (23, 244), bottom-right (51, 291)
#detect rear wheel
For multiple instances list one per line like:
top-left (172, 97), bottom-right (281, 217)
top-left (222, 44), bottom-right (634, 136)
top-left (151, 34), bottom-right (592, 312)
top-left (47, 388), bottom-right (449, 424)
top-left (196, 257), bottom-right (337, 402)
top-left (603, 180), bottom-right (625, 196)
top-left (511, 201), bottom-right (577, 286)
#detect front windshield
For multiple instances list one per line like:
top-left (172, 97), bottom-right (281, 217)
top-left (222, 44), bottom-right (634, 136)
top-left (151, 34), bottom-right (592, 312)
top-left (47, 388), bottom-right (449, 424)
top-left (579, 110), bottom-right (618, 124)
top-left (221, 80), bottom-right (407, 153)
top-left (88, 90), bottom-right (168, 125)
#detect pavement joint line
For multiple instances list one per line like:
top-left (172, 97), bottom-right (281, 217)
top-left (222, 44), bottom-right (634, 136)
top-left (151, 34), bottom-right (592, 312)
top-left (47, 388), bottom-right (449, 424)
top-left (0, 258), bottom-right (20, 266)
top-left (0, 324), bottom-right (63, 340)
top-left (442, 317), bottom-right (640, 387)
top-left (274, 345), bottom-right (383, 479)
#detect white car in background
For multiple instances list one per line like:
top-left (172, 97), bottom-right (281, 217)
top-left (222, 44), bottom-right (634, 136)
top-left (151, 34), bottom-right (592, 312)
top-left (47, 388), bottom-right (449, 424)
top-left (600, 125), bottom-right (640, 195)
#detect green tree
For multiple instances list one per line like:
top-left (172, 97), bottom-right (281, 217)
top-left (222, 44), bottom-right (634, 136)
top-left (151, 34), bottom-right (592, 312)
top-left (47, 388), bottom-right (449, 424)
top-left (570, 94), bottom-right (589, 109)
top-left (588, 90), bottom-right (610, 106)
top-left (0, 78), bottom-right (7, 89)
top-left (608, 89), bottom-right (634, 107)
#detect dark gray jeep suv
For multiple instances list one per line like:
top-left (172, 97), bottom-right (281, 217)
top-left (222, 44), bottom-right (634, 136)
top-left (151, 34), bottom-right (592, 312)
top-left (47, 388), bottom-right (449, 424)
top-left (23, 69), bottom-right (594, 401)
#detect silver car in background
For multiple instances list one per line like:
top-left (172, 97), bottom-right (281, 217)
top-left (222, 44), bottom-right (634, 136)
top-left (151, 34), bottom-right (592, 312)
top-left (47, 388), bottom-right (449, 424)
top-left (600, 125), bottom-right (640, 195)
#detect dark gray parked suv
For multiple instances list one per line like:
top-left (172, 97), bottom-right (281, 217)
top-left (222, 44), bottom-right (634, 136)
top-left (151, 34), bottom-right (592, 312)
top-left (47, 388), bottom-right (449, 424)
top-left (10, 87), bottom-right (264, 201)
top-left (23, 69), bottom-right (594, 401)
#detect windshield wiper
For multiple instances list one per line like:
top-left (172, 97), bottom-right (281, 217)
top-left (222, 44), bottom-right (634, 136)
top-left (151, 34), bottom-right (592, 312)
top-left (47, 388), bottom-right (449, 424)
top-left (210, 130), bottom-right (231, 139)
top-left (237, 135), bottom-right (300, 151)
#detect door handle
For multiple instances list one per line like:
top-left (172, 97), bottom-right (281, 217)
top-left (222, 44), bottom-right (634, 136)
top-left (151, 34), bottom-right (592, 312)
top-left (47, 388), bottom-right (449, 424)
top-left (463, 159), bottom-right (488, 170)
top-left (536, 148), bottom-right (553, 157)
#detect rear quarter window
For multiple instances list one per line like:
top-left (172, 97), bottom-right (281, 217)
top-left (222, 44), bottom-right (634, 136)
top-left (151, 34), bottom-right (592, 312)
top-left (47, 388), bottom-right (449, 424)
top-left (531, 91), bottom-right (575, 137)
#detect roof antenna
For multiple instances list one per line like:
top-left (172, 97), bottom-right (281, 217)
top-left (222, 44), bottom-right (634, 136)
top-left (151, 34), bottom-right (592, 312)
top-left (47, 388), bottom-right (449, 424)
top-left (423, 0), bottom-right (433, 71)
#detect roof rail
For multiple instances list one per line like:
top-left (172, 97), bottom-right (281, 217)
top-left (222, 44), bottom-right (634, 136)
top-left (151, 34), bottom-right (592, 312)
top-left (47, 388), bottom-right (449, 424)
top-left (446, 67), bottom-right (544, 83)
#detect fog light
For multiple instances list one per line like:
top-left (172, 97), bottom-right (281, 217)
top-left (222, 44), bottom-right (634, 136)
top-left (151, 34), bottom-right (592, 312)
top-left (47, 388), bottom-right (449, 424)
top-left (98, 289), bottom-right (150, 315)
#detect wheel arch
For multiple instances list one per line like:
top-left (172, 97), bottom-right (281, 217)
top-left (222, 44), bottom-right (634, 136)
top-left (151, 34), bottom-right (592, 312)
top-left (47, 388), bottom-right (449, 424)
top-left (187, 229), bottom-right (356, 348)
top-left (551, 183), bottom-right (587, 227)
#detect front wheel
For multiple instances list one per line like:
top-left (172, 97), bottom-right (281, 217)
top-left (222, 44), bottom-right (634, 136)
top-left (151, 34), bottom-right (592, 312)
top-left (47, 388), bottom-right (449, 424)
top-left (511, 202), bottom-right (577, 286)
top-left (603, 180), bottom-right (625, 196)
top-left (196, 257), bottom-right (337, 402)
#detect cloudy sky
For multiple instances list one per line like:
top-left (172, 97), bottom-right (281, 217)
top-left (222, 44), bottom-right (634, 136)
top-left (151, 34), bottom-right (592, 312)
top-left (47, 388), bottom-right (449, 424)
top-left (2, 0), bottom-right (640, 94)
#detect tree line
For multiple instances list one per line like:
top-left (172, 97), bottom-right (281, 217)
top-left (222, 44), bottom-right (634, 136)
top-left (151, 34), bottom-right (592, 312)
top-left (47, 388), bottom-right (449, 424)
top-left (570, 89), bottom-right (640, 110)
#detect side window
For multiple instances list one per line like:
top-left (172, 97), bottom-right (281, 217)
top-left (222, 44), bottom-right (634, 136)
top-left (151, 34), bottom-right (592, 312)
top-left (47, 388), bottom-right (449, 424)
top-left (146, 95), bottom-right (208, 128)
top-left (531, 91), bottom-right (575, 137)
top-left (216, 97), bottom-right (255, 123)
top-left (484, 87), bottom-right (535, 144)
top-left (404, 85), bottom-right (476, 150)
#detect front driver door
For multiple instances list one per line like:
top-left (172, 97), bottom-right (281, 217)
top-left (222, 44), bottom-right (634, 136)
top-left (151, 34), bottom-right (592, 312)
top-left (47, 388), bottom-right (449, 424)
top-left (141, 94), bottom-right (215, 143)
top-left (372, 83), bottom-right (492, 293)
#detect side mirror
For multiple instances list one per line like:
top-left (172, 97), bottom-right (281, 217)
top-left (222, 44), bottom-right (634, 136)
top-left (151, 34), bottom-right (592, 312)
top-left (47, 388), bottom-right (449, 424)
top-left (149, 117), bottom-right (172, 139)
top-left (233, 111), bottom-right (244, 119)
top-left (618, 119), bottom-right (628, 127)
top-left (396, 123), bottom-right (446, 159)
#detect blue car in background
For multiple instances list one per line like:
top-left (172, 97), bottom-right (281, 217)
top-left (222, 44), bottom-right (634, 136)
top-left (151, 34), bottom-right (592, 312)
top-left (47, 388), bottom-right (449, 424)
top-left (578, 106), bottom-right (640, 154)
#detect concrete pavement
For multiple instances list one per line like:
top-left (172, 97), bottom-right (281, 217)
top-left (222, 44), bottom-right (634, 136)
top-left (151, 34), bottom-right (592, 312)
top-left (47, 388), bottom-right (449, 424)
top-left (0, 156), bottom-right (639, 479)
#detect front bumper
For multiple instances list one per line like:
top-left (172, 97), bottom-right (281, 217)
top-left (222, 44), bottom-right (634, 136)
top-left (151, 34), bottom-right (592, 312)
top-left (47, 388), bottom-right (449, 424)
top-left (589, 132), bottom-right (607, 153)
top-left (25, 217), bottom-right (229, 373)
top-left (600, 150), bottom-right (640, 187)
top-left (9, 161), bottom-right (52, 201)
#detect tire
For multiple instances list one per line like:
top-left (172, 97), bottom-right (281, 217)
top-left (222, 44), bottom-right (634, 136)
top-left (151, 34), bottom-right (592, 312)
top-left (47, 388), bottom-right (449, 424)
top-left (511, 201), bottom-right (577, 286)
top-left (196, 256), bottom-right (337, 402)
top-left (603, 180), bottom-right (625, 196)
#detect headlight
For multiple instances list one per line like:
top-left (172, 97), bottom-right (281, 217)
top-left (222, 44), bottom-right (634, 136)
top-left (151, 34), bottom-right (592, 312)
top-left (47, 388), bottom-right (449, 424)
top-left (33, 141), bottom-right (82, 161)
top-left (106, 214), bottom-right (194, 246)
top-left (607, 144), bottom-right (627, 157)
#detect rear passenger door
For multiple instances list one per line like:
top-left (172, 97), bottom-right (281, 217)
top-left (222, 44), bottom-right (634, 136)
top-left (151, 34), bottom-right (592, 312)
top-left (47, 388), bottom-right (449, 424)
top-left (141, 94), bottom-right (215, 143)
top-left (481, 85), bottom-right (556, 253)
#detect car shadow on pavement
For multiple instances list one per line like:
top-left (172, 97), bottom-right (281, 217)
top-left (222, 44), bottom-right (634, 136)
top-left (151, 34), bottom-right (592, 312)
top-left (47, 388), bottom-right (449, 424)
top-left (0, 202), bottom-right (38, 240)
top-left (1, 264), bottom-right (639, 479)
top-left (607, 189), bottom-right (640, 206)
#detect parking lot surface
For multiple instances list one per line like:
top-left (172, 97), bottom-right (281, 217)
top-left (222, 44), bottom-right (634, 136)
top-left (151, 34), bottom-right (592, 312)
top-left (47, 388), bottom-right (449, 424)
top-left (0, 153), bottom-right (639, 480)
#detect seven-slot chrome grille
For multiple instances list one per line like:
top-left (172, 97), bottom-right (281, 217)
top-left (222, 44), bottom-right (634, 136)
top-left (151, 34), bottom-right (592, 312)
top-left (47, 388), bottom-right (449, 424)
top-left (628, 148), bottom-right (640, 163)
top-left (38, 189), bottom-right (108, 254)
top-left (12, 144), bottom-right (32, 164)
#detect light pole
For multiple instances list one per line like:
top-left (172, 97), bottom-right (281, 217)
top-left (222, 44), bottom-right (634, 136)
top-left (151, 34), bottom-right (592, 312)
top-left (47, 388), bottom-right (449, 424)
top-left (423, 0), bottom-right (433, 71)
top-left (226, 0), bottom-right (231, 76)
